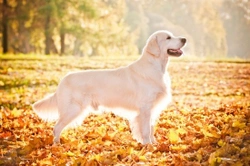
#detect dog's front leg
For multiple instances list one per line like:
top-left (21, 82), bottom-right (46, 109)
top-left (138, 107), bottom-right (153, 144)
top-left (129, 106), bottom-right (153, 144)
top-left (150, 125), bottom-right (157, 144)
top-left (139, 109), bottom-right (152, 144)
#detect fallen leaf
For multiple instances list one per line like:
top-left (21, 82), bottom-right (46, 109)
top-left (168, 129), bottom-right (180, 144)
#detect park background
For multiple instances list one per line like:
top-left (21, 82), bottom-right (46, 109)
top-left (1, 0), bottom-right (250, 59)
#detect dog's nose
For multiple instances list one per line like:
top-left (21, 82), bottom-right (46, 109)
top-left (181, 38), bottom-right (186, 44)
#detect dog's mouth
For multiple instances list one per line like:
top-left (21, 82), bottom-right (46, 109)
top-left (167, 49), bottom-right (183, 56)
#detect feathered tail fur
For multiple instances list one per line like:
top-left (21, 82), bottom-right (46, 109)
top-left (32, 93), bottom-right (59, 121)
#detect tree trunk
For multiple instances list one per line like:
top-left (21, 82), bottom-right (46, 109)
top-left (60, 31), bottom-right (65, 56)
top-left (2, 0), bottom-right (8, 54)
top-left (45, 13), bottom-right (51, 55)
top-left (50, 37), bottom-right (58, 54)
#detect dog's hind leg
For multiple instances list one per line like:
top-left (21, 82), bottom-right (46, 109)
top-left (53, 102), bottom-right (83, 144)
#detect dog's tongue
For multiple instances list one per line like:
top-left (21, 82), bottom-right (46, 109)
top-left (169, 49), bottom-right (182, 54)
top-left (167, 49), bottom-right (183, 56)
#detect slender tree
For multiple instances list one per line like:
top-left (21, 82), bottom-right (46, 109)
top-left (2, 0), bottom-right (8, 54)
top-left (44, 0), bottom-right (52, 55)
top-left (44, 13), bottom-right (51, 55)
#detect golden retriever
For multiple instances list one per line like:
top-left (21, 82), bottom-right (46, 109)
top-left (32, 30), bottom-right (186, 145)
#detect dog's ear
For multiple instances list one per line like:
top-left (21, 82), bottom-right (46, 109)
top-left (145, 35), bottom-right (160, 56)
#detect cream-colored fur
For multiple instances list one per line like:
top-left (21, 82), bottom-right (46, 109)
top-left (32, 30), bottom-right (186, 145)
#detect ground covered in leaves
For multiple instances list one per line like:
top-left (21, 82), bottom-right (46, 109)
top-left (0, 56), bottom-right (250, 165)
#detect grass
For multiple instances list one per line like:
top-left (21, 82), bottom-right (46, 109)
top-left (1, 53), bottom-right (249, 63)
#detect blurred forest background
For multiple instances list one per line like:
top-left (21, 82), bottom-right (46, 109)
top-left (0, 0), bottom-right (250, 59)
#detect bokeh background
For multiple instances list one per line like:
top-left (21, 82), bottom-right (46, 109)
top-left (1, 0), bottom-right (250, 59)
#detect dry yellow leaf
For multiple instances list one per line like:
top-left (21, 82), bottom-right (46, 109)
top-left (139, 155), bottom-right (147, 162)
top-left (11, 108), bottom-right (23, 118)
top-left (217, 139), bottom-right (225, 147)
top-left (177, 127), bottom-right (187, 135)
top-left (170, 144), bottom-right (188, 151)
top-left (39, 158), bottom-right (53, 165)
top-left (232, 120), bottom-right (246, 129)
top-left (65, 151), bottom-right (75, 157)
top-left (168, 129), bottom-right (180, 144)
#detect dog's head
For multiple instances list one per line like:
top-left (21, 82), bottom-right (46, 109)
top-left (145, 30), bottom-right (186, 57)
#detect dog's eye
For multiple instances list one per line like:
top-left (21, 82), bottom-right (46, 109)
top-left (166, 36), bottom-right (171, 40)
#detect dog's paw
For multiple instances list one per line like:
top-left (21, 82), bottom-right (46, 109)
top-left (151, 136), bottom-right (157, 144)
top-left (53, 137), bottom-right (61, 145)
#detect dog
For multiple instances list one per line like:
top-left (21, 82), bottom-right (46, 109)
top-left (32, 30), bottom-right (186, 145)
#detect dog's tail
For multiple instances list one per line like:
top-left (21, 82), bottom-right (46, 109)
top-left (32, 93), bottom-right (59, 121)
